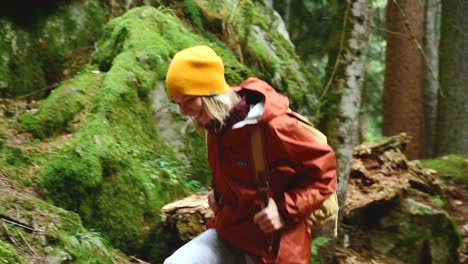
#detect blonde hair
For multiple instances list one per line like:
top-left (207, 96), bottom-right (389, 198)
top-left (201, 89), bottom-right (241, 130)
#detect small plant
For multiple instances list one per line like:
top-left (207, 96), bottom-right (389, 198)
top-left (59, 230), bottom-right (128, 263)
top-left (433, 195), bottom-right (445, 207)
top-left (143, 156), bottom-right (206, 192)
top-left (310, 236), bottom-right (331, 264)
top-left (183, 0), bottom-right (203, 30)
top-left (182, 179), bottom-right (206, 192)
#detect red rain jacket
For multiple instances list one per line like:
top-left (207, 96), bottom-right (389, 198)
top-left (206, 78), bottom-right (337, 263)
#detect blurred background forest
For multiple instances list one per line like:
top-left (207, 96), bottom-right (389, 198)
top-left (0, 0), bottom-right (466, 263)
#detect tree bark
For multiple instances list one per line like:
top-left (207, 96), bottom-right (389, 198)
top-left (435, 0), bottom-right (468, 156)
top-left (423, 0), bottom-right (440, 158)
top-left (331, 0), bottom-right (371, 222)
top-left (383, 0), bottom-right (425, 159)
top-left (321, 0), bottom-right (372, 262)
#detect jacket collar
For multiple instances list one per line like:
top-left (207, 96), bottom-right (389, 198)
top-left (232, 100), bottom-right (265, 129)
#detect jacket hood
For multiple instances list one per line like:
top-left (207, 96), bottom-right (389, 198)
top-left (232, 77), bottom-right (289, 124)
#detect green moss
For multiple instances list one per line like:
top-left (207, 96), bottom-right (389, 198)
top-left (40, 151), bottom-right (102, 207)
top-left (211, 44), bottom-right (252, 85)
top-left (20, 66), bottom-right (104, 139)
top-left (0, 140), bottom-right (28, 166)
top-left (251, 2), bottom-right (272, 31)
top-left (0, 20), bottom-right (47, 98)
top-left (0, 240), bottom-right (28, 264)
top-left (5, 53), bottom-right (46, 98)
top-left (40, 7), bottom-right (221, 257)
top-left (395, 211), bottom-right (460, 264)
top-left (40, 1), bottom-right (109, 57)
top-left (175, 213), bottom-right (207, 242)
top-left (182, 131), bottom-right (211, 187)
top-left (421, 154), bottom-right (468, 184)
top-left (57, 230), bottom-right (130, 264)
top-left (0, 1), bottom-right (110, 98)
top-left (0, 140), bottom-right (33, 186)
top-left (0, 186), bottom-right (132, 263)
top-left (205, 0), bottom-right (321, 116)
top-left (37, 5), bottom-right (315, 260)
top-left (374, 198), bottom-right (461, 263)
top-left (93, 7), bottom-right (251, 85)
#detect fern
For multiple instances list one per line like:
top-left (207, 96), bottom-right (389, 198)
top-left (183, 0), bottom-right (204, 30)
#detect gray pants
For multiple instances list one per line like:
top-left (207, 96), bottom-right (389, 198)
top-left (164, 228), bottom-right (255, 264)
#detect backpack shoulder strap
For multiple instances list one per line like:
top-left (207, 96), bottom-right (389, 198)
top-left (250, 125), bottom-right (270, 209)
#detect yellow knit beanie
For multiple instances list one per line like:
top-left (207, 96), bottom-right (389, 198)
top-left (165, 45), bottom-right (230, 97)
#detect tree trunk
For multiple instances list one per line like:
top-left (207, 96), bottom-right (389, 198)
top-left (321, 0), bottom-right (372, 263)
top-left (383, 0), bottom-right (425, 159)
top-left (333, 0), bottom-right (371, 224)
top-left (423, 0), bottom-right (440, 158)
top-left (435, 0), bottom-right (468, 156)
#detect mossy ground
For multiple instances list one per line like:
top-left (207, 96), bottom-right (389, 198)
top-left (0, 240), bottom-right (27, 264)
top-left (421, 154), bottom-right (468, 184)
top-left (0, 174), bottom-right (133, 263)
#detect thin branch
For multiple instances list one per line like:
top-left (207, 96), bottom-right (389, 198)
top-left (392, 0), bottom-right (444, 96)
top-left (18, 228), bottom-right (37, 256)
top-left (1, 221), bottom-right (21, 249)
top-left (370, 24), bottom-right (409, 37)
top-left (12, 82), bottom-right (60, 100)
top-left (0, 214), bottom-right (37, 233)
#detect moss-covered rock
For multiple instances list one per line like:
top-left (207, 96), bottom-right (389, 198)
top-left (345, 196), bottom-right (461, 264)
top-left (20, 66), bottom-right (103, 139)
top-left (37, 6), bottom-right (246, 260)
top-left (0, 1), bottom-right (110, 98)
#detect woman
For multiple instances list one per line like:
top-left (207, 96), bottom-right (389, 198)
top-left (163, 45), bottom-right (337, 264)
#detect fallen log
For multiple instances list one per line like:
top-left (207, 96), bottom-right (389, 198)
top-left (160, 192), bottom-right (214, 243)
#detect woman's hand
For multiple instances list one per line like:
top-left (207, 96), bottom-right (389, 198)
top-left (208, 190), bottom-right (221, 213)
top-left (253, 198), bottom-right (285, 233)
